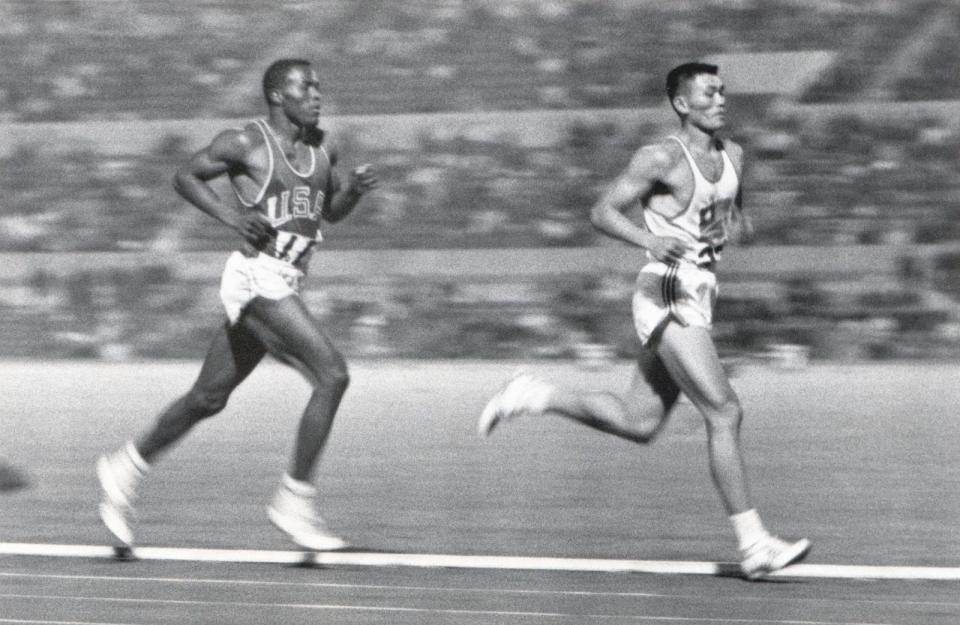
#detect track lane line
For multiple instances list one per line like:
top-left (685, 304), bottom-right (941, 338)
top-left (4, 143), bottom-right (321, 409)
top-left (1, 542), bottom-right (958, 581)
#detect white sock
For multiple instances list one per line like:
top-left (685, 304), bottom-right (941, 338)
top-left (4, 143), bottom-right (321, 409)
top-left (282, 473), bottom-right (316, 497)
top-left (730, 508), bottom-right (769, 551)
top-left (124, 441), bottom-right (150, 475)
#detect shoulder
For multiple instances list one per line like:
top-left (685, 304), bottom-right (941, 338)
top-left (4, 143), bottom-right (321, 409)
top-left (625, 137), bottom-right (685, 180)
top-left (208, 123), bottom-right (264, 162)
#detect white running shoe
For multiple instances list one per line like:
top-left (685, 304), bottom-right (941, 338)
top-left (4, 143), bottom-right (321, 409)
top-left (477, 373), bottom-right (553, 437)
top-left (96, 447), bottom-right (145, 546)
top-left (740, 535), bottom-right (812, 580)
top-left (267, 480), bottom-right (348, 551)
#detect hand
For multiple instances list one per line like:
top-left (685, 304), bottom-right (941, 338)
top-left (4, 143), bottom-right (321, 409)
top-left (737, 213), bottom-right (756, 246)
top-left (647, 235), bottom-right (690, 264)
top-left (348, 163), bottom-right (378, 195)
top-left (235, 212), bottom-right (276, 248)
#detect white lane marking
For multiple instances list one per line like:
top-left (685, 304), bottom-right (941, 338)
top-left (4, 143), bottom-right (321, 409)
top-left (1, 542), bottom-right (959, 581)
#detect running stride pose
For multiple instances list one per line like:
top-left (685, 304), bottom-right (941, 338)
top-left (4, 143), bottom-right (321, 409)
top-left (478, 62), bottom-right (809, 580)
top-left (97, 58), bottom-right (377, 550)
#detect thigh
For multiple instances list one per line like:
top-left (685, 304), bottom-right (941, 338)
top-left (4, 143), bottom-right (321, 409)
top-left (654, 322), bottom-right (736, 413)
top-left (191, 320), bottom-right (267, 394)
top-left (240, 295), bottom-right (344, 381)
top-left (624, 345), bottom-right (681, 413)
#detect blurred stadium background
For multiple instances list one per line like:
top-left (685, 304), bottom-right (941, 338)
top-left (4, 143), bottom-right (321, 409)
top-left (0, 0), bottom-right (958, 363)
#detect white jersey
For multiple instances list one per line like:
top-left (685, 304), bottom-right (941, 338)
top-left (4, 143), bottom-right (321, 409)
top-left (643, 136), bottom-right (739, 266)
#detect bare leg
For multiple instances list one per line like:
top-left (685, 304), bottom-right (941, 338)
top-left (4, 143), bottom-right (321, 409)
top-left (137, 321), bottom-right (266, 464)
top-left (654, 322), bottom-right (750, 515)
top-left (241, 295), bottom-right (349, 482)
top-left (545, 348), bottom-right (681, 443)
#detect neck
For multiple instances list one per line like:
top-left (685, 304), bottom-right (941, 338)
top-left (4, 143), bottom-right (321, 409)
top-left (678, 123), bottom-right (717, 152)
top-left (266, 111), bottom-right (305, 143)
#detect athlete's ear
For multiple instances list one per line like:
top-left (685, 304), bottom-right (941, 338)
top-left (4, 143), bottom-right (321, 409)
top-left (672, 95), bottom-right (690, 115)
top-left (267, 90), bottom-right (283, 105)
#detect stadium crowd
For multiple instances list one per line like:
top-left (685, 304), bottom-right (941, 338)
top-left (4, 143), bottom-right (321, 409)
top-left (0, 0), bottom-right (958, 362)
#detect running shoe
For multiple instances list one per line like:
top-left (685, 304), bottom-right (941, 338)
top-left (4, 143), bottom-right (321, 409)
top-left (740, 535), bottom-right (812, 580)
top-left (477, 373), bottom-right (552, 437)
top-left (267, 480), bottom-right (348, 551)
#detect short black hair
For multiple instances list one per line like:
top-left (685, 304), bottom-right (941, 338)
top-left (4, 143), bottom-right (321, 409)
top-left (262, 58), bottom-right (312, 103)
top-left (665, 62), bottom-right (719, 102)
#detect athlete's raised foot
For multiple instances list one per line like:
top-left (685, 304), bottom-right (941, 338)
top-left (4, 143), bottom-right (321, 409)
top-left (477, 373), bottom-right (552, 437)
top-left (740, 535), bottom-right (811, 580)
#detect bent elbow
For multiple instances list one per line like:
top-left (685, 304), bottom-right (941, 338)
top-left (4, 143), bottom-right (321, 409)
top-left (589, 206), bottom-right (609, 231)
top-left (171, 171), bottom-right (188, 195)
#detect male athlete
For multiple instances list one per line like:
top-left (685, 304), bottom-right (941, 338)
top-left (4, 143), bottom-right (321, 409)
top-left (96, 59), bottom-right (377, 550)
top-left (478, 62), bottom-right (810, 580)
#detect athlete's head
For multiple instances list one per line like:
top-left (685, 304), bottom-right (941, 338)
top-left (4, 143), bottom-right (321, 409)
top-left (262, 58), bottom-right (322, 127)
top-left (666, 62), bottom-right (726, 131)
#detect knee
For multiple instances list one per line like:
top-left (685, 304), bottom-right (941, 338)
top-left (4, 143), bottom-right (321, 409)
top-left (312, 356), bottom-right (349, 395)
top-left (183, 388), bottom-right (230, 418)
top-left (328, 362), bottom-right (350, 394)
top-left (622, 405), bottom-right (666, 444)
top-left (703, 399), bottom-right (743, 435)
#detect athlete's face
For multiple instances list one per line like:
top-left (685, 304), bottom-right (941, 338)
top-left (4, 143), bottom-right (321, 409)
top-left (674, 73), bottom-right (726, 131)
top-left (278, 66), bottom-right (323, 127)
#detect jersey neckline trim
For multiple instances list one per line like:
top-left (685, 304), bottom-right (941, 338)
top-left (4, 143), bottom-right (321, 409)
top-left (260, 118), bottom-right (317, 178)
top-left (668, 135), bottom-right (729, 185)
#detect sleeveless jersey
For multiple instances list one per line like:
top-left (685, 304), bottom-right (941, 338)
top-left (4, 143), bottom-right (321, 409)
top-left (643, 136), bottom-right (739, 266)
top-left (231, 119), bottom-right (332, 267)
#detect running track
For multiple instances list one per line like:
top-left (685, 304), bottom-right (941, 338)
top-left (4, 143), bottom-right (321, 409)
top-left (1, 360), bottom-right (958, 624)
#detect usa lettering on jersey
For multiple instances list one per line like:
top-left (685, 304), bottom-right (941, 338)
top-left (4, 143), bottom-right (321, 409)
top-left (264, 185), bottom-right (326, 227)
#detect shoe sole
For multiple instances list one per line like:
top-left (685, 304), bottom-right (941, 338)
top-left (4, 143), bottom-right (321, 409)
top-left (477, 392), bottom-right (504, 437)
top-left (98, 501), bottom-right (134, 546)
top-left (267, 506), bottom-right (349, 551)
top-left (745, 539), bottom-right (812, 580)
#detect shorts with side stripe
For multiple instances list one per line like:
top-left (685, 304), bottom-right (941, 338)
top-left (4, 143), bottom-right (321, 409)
top-left (219, 251), bottom-right (306, 325)
top-left (632, 261), bottom-right (718, 345)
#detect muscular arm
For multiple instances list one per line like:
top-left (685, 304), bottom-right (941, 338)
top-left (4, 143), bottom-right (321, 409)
top-left (172, 130), bottom-right (250, 233)
top-left (590, 144), bottom-right (689, 263)
top-left (173, 129), bottom-right (275, 245)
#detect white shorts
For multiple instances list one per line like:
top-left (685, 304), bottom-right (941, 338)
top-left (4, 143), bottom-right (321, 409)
top-left (632, 261), bottom-right (718, 344)
top-left (219, 251), bottom-right (305, 325)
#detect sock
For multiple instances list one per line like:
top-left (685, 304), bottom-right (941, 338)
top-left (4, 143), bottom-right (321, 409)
top-left (124, 441), bottom-right (150, 475)
top-left (730, 508), bottom-right (769, 551)
top-left (282, 473), bottom-right (316, 497)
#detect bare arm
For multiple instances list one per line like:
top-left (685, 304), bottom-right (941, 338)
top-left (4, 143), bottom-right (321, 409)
top-left (726, 140), bottom-right (754, 244)
top-left (590, 144), bottom-right (690, 264)
top-left (322, 143), bottom-right (378, 223)
top-left (172, 129), bottom-right (275, 245)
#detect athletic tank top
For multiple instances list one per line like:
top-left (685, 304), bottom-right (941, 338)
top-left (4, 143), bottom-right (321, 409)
top-left (231, 119), bottom-right (332, 267)
top-left (643, 135), bottom-right (739, 266)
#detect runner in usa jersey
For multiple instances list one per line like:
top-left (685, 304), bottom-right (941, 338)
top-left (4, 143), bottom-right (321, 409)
top-left (231, 118), bottom-right (333, 268)
top-left (97, 59), bottom-right (378, 553)
top-left (478, 62), bottom-right (810, 581)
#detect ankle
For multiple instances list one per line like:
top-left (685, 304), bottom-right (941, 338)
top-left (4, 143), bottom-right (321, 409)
top-left (730, 509), bottom-right (770, 551)
top-left (281, 473), bottom-right (316, 497)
